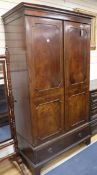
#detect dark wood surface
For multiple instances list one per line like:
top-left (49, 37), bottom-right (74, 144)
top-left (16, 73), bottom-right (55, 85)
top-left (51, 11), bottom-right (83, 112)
top-left (4, 16), bottom-right (33, 145)
top-left (64, 21), bottom-right (90, 131)
top-left (90, 88), bottom-right (97, 135)
top-left (2, 3), bottom-right (91, 175)
top-left (2, 2), bottom-right (93, 20)
top-left (25, 17), bottom-right (65, 146)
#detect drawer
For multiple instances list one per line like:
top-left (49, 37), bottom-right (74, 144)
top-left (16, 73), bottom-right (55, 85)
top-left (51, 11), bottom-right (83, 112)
top-left (90, 114), bottom-right (97, 120)
top-left (36, 126), bottom-right (90, 163)
top-left (90, 98), bottom-right (97, 104)
top-left (90, 92), bottom-right (97, 102)
top-left (90, 90), bottom-right (97, 96)
top-left (91, 103), bottom-right (97, 110)
top-left (91, 122), bottom-right (97, 135)
top-left (90, 109), bottom-right (97, 117)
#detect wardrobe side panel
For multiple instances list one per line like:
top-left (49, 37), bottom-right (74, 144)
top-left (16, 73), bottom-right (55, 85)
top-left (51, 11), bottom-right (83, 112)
top-left (4, 16), bottom-right (33, 144)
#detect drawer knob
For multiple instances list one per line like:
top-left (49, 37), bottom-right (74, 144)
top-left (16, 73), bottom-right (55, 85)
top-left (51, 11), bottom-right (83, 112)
top-left (78, 133), bottom-right (82, 138)
top-left (48, 147), bottom-right (53, 154)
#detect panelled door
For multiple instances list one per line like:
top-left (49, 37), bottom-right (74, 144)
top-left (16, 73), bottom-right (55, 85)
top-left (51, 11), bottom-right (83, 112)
top-left (26, 17), bottom-right (65, 145)
top-left (64, 21), bottom-right (90, 130)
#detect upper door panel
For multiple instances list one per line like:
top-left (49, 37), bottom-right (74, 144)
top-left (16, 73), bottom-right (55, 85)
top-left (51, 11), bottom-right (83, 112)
top-left (26, 17), bottom-right (63, 96)
top-left (64, 21), bottom-right (90, 93)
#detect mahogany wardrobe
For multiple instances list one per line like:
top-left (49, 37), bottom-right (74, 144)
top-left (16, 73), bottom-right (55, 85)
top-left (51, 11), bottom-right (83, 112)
top-left (2, 3), bottom-right (92, 175)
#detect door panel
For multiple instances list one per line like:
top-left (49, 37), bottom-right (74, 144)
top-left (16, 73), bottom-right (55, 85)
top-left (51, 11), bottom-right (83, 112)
top-left (36, 98), bottom-right (63, 141)
top-left (64, 21), bottom-right (90, 130)
top-left (68, 27), bottom-right (87, 84)
top-left (32, 23), bottom-right (61, 92)
top-left (68, 92), bottom-right (87, 128)
top-left (29, 18), bottom-right (63, 95)
top-left (26, 17), bottom-right (64, 145)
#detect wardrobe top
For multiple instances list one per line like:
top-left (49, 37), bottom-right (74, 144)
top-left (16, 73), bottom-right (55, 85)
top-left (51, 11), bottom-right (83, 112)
top-left (2, 2), bottom-right (93, 25)
top-left (2, 2), bottom-right (93, 19)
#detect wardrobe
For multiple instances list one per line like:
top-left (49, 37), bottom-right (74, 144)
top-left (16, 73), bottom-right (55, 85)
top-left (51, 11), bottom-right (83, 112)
top-left (2, 3), bottom-right (91, 175)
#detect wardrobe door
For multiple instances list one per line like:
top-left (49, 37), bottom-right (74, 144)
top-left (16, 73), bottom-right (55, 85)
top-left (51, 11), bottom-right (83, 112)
top-left (64, 21), bottom-right (90, 130)
top-left (26, 17), bottom-right (65, 145)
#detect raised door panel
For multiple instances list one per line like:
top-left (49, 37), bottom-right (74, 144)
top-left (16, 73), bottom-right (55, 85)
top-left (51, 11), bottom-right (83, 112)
top-left (64, 21), bottom-right (90, 130)
top-left (25, 17), bottom-right (64, 145)
top-left (68, 92), bottom-right (88, 128)
top-left (35, 98), bottom-right (63, 141)
top-left (26, 17), bottom-right (63, 96)
top-left (67, 27), bottom-right (87, 85)
top-left (32, 23), bottom-right (61, 92)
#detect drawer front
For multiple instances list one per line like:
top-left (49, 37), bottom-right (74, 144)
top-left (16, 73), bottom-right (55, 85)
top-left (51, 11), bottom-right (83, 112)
top-left (91, 122), bottom-right (97, 135)
top-left (90, 109), bottom-right (97, 117)
top-left (91, 114), bottom-right (97, 121)
top-left (36, 126), bottom-right (90, 163)
top-left (90, 90), bottom-right (97, 119)
top-left (91, 103), bottom-right (97, 110)
top-left (90, 91), bottom-right (97, 102)
top-left (90, 90), bottom-right (97, 96)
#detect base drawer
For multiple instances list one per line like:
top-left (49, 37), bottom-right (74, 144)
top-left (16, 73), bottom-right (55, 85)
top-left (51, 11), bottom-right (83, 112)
top-left (36, 126), bottom-right (90, 163)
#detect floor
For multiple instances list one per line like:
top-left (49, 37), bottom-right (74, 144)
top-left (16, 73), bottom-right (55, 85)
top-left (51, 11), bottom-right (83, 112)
top-left (0, 135), bottom-right (97, 175)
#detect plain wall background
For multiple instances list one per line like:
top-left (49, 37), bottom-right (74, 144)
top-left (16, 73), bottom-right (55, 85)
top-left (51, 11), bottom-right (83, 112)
top-left (0, 0), bottom-right (97, 80)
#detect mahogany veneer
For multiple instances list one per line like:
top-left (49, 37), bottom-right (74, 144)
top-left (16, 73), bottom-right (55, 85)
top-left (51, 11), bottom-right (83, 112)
top-left (2, 3), bottom-right (92, 175)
